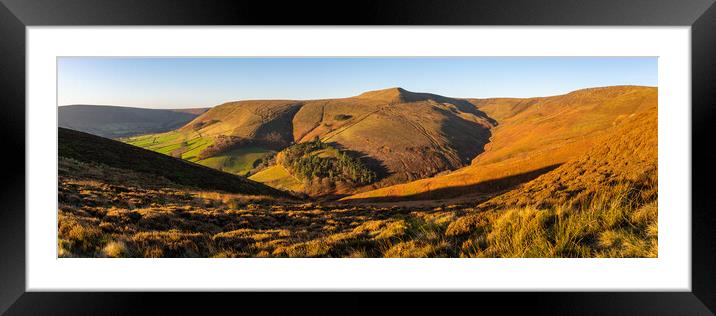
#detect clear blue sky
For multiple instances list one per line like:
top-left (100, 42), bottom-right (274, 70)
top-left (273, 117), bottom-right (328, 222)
top-left (58, 57), bottom-right (657, 109)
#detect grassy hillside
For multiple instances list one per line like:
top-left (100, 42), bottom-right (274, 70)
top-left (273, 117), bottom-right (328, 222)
top-left (198, 147), bottom-right (275, 176)
top-left (249, 165), bottom-right (304, 192)
top-left (343, 86), bottom-right (657, 202)
top-left (124, 100), bottom-right (301, 176)
top-left (126, 88), bottom-right (494, 195)
top-left (453, 103), bottom-right (659, 257)
top-left (125, 130), bottom-right (217, 162)
top-left (291, 88), bottom-right (494, 186)
top-left (484, 102), bottom-right (657, 209)
top-left (59, 104), bottom-right (204, 138)
top-left (59, 127), bottom-right (289, 197)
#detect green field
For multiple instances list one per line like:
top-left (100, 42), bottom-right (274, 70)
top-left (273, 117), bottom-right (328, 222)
top-left (124, 131), bottom-right (185, 154)
top-left (124, 131), bottom-right (213, 161)
top-left (180, 137), bottom-right (213, 161)
top-left (197, 147), bottom-right (274, 176)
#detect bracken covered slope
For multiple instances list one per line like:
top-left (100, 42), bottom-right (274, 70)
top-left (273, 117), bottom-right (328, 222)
top-left (343, 86), bottom-right (657, 202)
top-left (483, 101), bottom-right (657, 208)
top-left (291, 88), bottom-right (493, 185)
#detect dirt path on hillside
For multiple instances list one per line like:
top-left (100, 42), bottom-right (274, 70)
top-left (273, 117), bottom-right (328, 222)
top-left (321, 109), bottom-right (380, 142)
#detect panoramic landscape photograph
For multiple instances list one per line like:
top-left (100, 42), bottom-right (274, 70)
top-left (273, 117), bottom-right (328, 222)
top-left (57, 57), bottom-right (658, 258)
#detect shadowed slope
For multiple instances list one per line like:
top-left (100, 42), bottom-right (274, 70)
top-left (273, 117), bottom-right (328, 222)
top-left (178, 99), bottom-right (302, 145)
top-left (59, 127), bottom-right (291, 197)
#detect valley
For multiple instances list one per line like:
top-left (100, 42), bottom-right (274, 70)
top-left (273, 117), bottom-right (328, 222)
top-left (58, 85), bottom-right (658, 258)
top-left (58, 104), bottom-right (207, 138)
top-left (122, 86), bottom-right (656, 202)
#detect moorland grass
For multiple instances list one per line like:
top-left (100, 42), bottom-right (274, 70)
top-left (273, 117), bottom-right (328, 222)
top-left (58, 157), bottom-right (656, 258)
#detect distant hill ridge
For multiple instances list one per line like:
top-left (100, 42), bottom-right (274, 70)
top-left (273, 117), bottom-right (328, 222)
top-left (59, 104), bottom-right (207, 139)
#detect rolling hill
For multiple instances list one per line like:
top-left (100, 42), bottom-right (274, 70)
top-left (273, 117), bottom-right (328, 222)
top-left (126, 88), bottom-right (495, 195)
top-left (483, 100), bottom-right (657, 209)
top-left (342, 86), bottom-right (657, 202)
top-left (58, 127), bottom-right (289, 197)
top-left (59, 104), bottom-right (207, 138)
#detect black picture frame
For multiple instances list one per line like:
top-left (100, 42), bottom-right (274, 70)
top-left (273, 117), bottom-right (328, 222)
top-left (1, 0), bottom-right (715, 314)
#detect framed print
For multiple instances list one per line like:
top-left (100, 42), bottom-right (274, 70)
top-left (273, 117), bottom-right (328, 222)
top-left (2, 0), bottom-right (716, 314)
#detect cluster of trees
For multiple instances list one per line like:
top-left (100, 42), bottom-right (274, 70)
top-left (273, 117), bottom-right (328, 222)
top-left (245, 153), bottom-right (276, 177)
top-left (190, 119), bottom-right (219, 134)
top-left (334, 114), bottom-right (353, 121)
top-left (281, 137), bottom-right (377, 185)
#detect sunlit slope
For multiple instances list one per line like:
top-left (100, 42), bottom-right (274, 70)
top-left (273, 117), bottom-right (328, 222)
top-left (469, 86), bottom-right (656, 166)
top-left (248, 164), bottom-right (304, 192)
top-left (342, 86), bottom-right (657, 202)
top-left (484, 101), bottom-right (657, 208)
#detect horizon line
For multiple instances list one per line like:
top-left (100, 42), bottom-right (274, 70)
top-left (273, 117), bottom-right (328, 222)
top-left (57, 84), bottom-right (657, 109)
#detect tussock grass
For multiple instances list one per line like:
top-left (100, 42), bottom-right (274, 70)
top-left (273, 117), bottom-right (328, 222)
top-left (58, 168), bottom-right (656, 258)
top-left (461, 187), bottom-right (657, 258)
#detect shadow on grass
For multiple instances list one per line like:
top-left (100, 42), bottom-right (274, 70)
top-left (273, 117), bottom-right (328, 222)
top-left (325, 142), bottom-right (391, 180)
top-left (344, 164), bottom-right (562, 203)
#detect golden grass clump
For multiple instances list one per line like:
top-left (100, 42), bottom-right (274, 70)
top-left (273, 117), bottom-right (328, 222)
top-left (384, 241), bottom-right (436, 258)
top-left (102, 241), bottom-right (127, 258)
top-left (481, 207), bottom-right (553, 257)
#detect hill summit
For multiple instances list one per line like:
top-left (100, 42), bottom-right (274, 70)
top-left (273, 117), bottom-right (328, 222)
top-left (355, 87), bottom-right (436, 103)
